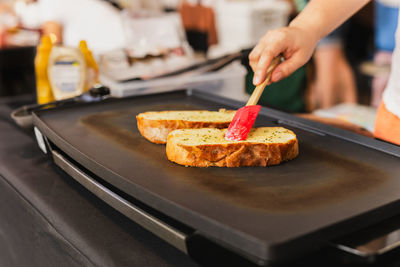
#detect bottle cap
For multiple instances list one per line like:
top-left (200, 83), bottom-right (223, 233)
top-left (79, 40), bottom-right (88, 52)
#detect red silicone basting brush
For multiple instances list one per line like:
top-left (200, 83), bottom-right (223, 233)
top-left (225, 56), bottom-right (281, 141)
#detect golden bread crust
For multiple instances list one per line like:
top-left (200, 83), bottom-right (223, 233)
top-left (136, 111), bottom-right (233, 144)
top-left (166, 130), bottom-right (299, 167)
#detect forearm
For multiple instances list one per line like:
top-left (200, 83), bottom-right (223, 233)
top-left (289, 0), bottom-right (371, 41)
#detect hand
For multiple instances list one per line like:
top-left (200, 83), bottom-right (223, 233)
top-left (249, 26), bottom-right (318, 85)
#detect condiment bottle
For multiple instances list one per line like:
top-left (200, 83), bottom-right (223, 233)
top-left (79, 40), bottom-right (99, 91)
top-left (35, 35), bottom-right (54, 104)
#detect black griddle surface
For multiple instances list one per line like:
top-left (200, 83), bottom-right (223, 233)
top-left (33, 91), bottom-right (400, 262)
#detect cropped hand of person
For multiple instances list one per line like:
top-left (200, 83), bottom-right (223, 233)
top-left (249, 26), bottom-right (318, 85)
top-left (249, 0), bottom-right (370, 86)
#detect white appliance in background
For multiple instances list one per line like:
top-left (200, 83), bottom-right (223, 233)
top-left (100, 61), bottom-right (248, 102)
top-left (209, 0), bottom-right (291, 57)
top-left (99, 12), bottom-right (195, 82)
top-left (121, 12), bottom-right (191, 58)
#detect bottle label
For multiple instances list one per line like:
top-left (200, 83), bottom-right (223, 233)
top-left (50, 60), bottom-right (81, 93)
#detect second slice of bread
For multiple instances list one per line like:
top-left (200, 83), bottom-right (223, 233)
top-left (166, 127), bottom-right (299, 167)
top-left (136, 110), bottom-right (235, 144)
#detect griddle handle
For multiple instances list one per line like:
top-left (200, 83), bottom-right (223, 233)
top-left (331, 221), bottom-right (400, 263)
top-left (51, 150), bottom-right (189, 254)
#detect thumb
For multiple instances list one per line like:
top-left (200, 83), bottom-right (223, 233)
top-left (271, 54), bottom-right (307, 83)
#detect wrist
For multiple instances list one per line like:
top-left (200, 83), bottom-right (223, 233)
top-left (288, 21), bottom-right (320, 47)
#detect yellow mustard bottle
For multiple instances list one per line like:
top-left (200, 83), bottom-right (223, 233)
top-left (79, 40), bottom-right (99, 92)
top-left (35, 35), bottom-right (54, 104)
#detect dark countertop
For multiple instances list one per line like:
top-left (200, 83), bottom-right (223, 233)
top-left (0, 95), bottom-right (198, 267)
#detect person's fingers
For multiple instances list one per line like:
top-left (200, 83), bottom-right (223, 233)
top-left (253, 40), bottom-right (285, 85)
top-left (253, 48), bottom-right (275, 85)
top-left (249, 43), bottom-right (263, 62)
top-left (271, 53), bottom-right (306, 82)
top-left (249, 30), bottom-right (280, 72)
top-left (249, 42), bottom-right (265, 71)
top-left (249, 27), bottom-right (314, 85)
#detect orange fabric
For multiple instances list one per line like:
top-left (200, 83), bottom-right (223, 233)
top-left (374, 102), bottom-right (400, 145)
top-left (179, 2), bottom-right (218, 46)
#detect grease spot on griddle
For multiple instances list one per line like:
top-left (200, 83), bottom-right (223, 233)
top-left (81, 110), bottom-right (388, 212)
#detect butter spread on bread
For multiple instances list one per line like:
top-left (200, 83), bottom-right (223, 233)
top-left (136, 110), bottom-right (235, 144)
top-left (166, 127), bottom-right (299, 167)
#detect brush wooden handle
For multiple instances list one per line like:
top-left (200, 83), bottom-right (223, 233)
top-left (246, 56), bottom-right (282, 106)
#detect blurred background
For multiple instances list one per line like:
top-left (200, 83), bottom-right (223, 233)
top-left (0, 0), bottom-right (396, 133)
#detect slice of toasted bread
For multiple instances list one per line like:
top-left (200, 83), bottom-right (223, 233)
top-left (166, 127), bottom-right (298, 167)
top-left (136, 110), bottom-right (235, 144)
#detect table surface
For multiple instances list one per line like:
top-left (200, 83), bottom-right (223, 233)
top-left (0, 95), bottom-right (199, 267)
top-left (1, 95), bottom-right (400, 267)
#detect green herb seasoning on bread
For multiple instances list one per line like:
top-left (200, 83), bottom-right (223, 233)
top-left (166, 127), bottom-right (299, 167)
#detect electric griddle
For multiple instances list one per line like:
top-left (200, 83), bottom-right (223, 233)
top-left (32, 90), bottom-right (400, 266)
